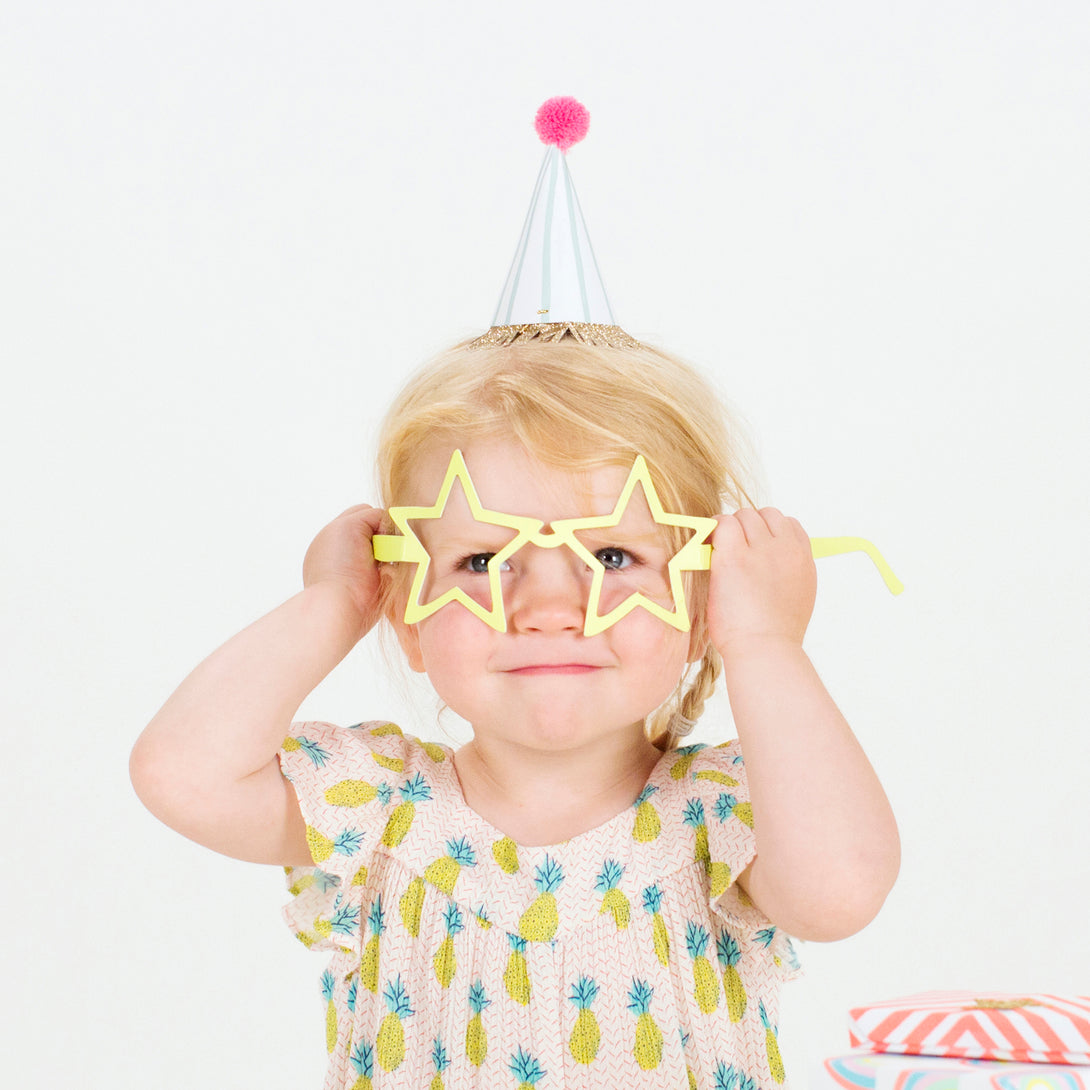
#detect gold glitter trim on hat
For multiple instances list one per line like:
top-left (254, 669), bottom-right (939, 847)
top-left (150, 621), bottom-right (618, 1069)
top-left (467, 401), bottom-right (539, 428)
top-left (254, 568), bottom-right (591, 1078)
top-left (467, 322), bottom-right (642, 350)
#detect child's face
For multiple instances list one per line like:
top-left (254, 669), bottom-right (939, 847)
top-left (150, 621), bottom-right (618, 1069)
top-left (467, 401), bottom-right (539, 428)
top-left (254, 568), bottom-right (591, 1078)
top-left (392, 439), bottom-right (700, 753)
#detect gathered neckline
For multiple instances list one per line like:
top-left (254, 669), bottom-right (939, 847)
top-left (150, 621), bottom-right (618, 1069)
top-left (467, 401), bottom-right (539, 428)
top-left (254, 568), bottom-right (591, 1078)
top-left (431, 739), bottom-right (676, 852)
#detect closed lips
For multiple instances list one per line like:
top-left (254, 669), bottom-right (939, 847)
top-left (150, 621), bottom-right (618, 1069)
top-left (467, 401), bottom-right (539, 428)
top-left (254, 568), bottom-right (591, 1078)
top-left (505, 663), bottom-right (605, 674)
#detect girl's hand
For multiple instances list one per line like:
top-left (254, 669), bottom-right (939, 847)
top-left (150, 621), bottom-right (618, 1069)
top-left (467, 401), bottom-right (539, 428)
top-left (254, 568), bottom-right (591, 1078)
top-left (706, 508), bottom-right (817, 657)
top-left (302, 505), bottom-right (387, 638)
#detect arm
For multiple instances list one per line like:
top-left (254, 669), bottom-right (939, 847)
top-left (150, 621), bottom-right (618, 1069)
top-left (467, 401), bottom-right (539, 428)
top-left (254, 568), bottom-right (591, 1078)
top-left (708, 509), bottom-right (900, 942)
top-left (129, 505), bottom-right (385, 866)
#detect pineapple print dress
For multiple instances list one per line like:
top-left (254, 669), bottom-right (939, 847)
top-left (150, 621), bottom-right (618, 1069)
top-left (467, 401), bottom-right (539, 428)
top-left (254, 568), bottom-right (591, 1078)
top-left (279, 722), bottom-right (801, 1090)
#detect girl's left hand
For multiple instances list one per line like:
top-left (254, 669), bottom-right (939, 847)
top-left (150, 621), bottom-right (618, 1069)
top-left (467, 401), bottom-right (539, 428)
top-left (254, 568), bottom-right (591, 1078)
top-left (706, 508), bottom-right (817, 657)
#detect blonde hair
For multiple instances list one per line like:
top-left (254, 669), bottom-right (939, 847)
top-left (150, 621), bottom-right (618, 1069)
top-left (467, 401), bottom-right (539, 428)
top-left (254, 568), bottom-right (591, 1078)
top-left (376, 338), bottom-right (755, 749)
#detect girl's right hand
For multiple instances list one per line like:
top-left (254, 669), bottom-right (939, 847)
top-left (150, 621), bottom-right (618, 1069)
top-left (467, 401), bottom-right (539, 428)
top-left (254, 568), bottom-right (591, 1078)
top-left (302, 505), bottom-right (387, 639)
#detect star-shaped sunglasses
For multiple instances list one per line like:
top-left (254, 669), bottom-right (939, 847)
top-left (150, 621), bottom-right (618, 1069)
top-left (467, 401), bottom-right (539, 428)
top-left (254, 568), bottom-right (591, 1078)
top-left (371, 451), bottom-right (902, 636)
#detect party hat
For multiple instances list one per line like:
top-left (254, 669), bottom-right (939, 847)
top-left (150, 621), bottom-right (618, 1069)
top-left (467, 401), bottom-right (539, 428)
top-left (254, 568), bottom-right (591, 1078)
top-left (469, 97), bottom-right (640, 348)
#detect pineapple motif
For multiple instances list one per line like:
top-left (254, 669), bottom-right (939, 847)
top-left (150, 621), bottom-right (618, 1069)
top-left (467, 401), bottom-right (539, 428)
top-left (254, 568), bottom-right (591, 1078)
top-left (595, 859), bottom-right (631, 929)
top-left (382, 773), bottom-right (432, 847)
top-left (360, 896), bottom-right (386, 992)
top-left (509, 1046), bottom-right (546, 1089)
top-left (371, 751), bottom-right (405, 772)
top-left (627, 979), bottom-right (664, 1070)
top-left (305, 825), bottom-right (362, 864)
top-left (346, 975), bottom-right (359, 1014)
top-left (348, 1038), bottom-right (375, 1090)
top-left (504, 934), bottom-right (532, 1004)
top-left (682, 798), bottom-right (710, 868)
top-left (715, 929), bottom-right (747, 1022)
top-left (670, 743), bottom-right (706, 780)
top-left (680, 1029), bottom-right (698, 1090)
top-left (567, 976), bottom-right (601, 1064)
top-left (641, 885), bottom-right (670, 967)
top-left (425, 836), bottom-right (478, 895)
top-left (518, 855), bottom-right (564, 942)
top-left (351, 863), bottom-right (369, 886)
top-left (329, 898), bottom-right (361, 938)
top-left (285, 867), bottom-right (315, 896)
top-left (684, 798), bottom-right (732, 895)
top-left (369, 722), bottom-right (403, 737)
top-left (714, 1061), bottom-right (759, 1090)
top-left (694, 769), bottom-right (739, 787)
top-left (708, 860), bottom-right (732, 899)
top-left (376, 976), bottom-right (414, 1072)
top-left (756, 926), bottom-right (800, 973)
top-left (293, 929), bottom-right (320, 950)
top-left (632, 785), bottom-right (662, 842)
top-left (465, 980), bottom-right (491, 1067)
top-left (686, 921), bottom-right (721, 1014)
top-left (714, 791), bottom-right (754, 829)
top-left (320, 969), bottom-right (338, 1053)
top-left (430, 1037), bottom-right (451, 1090)
top-left (420, 740), bottom-right (447, 763)
top-left (492, 836), bottom-right (520, 874)
top-left (433, 901), bottom-right (464, 988)
top-left (324, 778), bottom-right (379, 806)
top-left (400, 875), bottom-right (426, 936)
top-left (282, 735), bottom-right (330, 766)
top-left (760, 1000), bottom-right (786, 1083)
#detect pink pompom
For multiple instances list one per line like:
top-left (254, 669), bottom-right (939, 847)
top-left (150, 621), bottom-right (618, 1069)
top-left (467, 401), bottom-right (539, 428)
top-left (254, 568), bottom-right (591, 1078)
top-left (534, 96), bottom-right (590, 151)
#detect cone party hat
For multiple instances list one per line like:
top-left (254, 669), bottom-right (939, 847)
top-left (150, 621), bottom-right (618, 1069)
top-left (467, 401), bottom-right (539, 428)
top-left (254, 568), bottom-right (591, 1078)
top-left (469, 97), bottom-right (639, 349)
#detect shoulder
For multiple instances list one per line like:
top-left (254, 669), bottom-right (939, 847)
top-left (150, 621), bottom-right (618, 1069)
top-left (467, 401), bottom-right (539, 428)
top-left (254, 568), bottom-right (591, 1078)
top-left (277, 721), bottom-right (454, 854)
top-left (279, 721), bottom-right (450, 779)
top-left (661, 740), bottom-right (749, 800)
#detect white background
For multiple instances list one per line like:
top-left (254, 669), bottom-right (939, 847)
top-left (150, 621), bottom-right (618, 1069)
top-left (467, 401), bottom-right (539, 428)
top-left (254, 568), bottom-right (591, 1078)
top-left (3, 2), bottom-right (1089, 1087)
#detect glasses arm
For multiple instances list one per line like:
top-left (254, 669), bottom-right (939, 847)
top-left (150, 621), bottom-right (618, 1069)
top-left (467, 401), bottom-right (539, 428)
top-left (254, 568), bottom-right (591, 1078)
top-left (809, 536), bottom-right (904, 595)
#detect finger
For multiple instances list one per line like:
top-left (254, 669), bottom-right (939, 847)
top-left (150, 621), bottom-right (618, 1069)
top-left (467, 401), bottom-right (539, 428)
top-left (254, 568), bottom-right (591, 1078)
top-left (752, 507), bottom-right (809, 543)
top-left (756, 506), bottom-right (789, 536)
top-left (336, 503), bottom-right (381, 519)
top-left (711, 512), bottom-right (747, 554)
top-left (784, 515), bottom-right (810, 544)
top-left (732, 507), bottom-right (775, 545)
top-left (356, 507), bottom-right (388, 540)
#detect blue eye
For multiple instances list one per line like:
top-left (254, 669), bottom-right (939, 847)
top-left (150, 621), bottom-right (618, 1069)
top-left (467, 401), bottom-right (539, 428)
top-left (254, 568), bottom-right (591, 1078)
top-left (461, 553), bottom-right (496, 574)
top-left (595, 547), bottom-right (635, 570)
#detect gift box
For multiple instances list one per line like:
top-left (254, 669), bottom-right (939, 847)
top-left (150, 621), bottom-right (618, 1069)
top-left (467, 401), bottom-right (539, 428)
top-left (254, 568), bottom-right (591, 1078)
top-left (815, 1051), bottom-right (1090, 1090)
top-left (848, 993), bottom-right (1090, 1066)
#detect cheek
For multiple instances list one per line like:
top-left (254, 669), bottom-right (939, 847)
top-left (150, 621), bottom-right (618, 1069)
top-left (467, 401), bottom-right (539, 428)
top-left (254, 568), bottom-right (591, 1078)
top-left (621, 621), bottom-right (692, 688)
top-left (414, 611), bottom-right (489, 682)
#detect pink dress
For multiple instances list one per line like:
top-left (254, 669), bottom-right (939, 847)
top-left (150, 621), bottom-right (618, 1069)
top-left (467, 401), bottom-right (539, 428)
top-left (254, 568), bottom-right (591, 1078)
top-left (279, 722), bottom-right (800, 1089)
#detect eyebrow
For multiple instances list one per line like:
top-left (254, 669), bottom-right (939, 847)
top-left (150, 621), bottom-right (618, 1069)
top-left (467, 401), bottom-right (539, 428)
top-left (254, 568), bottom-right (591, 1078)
top-left (574, 525), bottom-right (671, 541)
top-left (416, 528), bottom-right (521, 551)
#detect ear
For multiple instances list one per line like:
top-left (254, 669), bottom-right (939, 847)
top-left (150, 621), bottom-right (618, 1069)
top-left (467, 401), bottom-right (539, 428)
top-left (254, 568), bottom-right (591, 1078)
top-left (389, 610), bottom-right (427, 673)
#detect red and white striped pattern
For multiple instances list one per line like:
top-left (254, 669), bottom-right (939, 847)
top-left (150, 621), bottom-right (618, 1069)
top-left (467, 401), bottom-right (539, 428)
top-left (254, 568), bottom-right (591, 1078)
top-left (848, 993), bottom-right (1090, 1065)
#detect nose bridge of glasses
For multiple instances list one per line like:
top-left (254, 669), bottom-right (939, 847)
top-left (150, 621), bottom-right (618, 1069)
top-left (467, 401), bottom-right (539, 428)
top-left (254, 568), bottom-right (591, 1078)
top-left (527, 524), bottom-right (572, 550)
top-left (504, 527), bottom-right (591, 617)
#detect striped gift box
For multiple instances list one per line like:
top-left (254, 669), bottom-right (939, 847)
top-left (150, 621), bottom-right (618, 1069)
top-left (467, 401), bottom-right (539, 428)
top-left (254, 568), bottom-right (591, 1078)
top-left (815, 1051), bottom-right (1090, 1090)
top-left (848, 993), bottom-right (1090, 1065)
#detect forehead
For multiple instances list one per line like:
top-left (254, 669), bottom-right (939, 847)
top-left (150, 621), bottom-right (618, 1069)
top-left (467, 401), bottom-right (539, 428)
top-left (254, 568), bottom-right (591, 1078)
top-left (407, 439), bottom-right (633, 523)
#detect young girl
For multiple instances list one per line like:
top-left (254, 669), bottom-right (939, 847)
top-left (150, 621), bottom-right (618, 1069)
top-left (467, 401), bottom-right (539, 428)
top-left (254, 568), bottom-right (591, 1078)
top-left (131, 339), bottom-right (899, 1090)
top-left (131, 101), bottom-right (899, 1089)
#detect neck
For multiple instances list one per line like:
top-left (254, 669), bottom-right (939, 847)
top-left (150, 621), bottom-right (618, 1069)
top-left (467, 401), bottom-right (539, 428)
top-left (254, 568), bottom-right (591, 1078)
top-left (453, 726), bottom-right (663, 847)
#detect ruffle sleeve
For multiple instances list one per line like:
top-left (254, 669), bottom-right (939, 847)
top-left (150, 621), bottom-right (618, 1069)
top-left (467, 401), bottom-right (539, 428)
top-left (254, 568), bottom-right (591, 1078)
top-left (683, 741), bottom-right (802, 982)
top-left (277, 719), bottom-right (410, 954)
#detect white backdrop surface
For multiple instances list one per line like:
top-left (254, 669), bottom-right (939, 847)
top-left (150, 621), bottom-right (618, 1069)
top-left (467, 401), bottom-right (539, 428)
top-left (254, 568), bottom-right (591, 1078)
top-left (2, 3), bottom-right (1088, 1088)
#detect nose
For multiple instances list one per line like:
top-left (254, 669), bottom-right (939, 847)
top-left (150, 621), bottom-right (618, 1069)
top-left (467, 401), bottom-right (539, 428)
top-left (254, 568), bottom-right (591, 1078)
top-left (506, 545), bottom-right (588, 635)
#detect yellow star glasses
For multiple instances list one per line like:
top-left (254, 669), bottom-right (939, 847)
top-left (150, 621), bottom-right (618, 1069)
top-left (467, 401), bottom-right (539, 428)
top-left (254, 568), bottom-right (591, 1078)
top-left (371, 450), bottom-right (902, 636)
